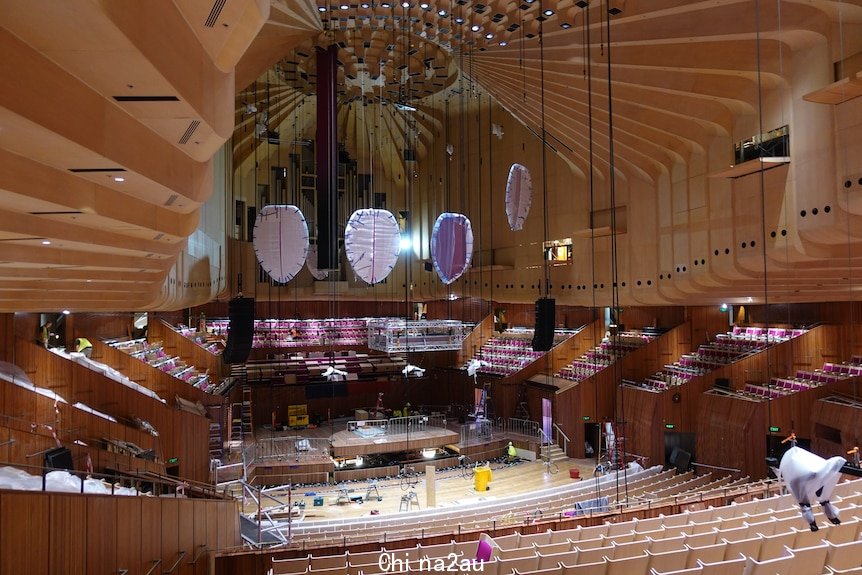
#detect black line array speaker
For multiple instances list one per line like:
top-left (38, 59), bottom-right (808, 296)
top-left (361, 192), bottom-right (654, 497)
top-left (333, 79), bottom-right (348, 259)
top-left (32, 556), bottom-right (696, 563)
top-left (669, 446), bottom-right (692, 473)
top-left (44, 446), bottom-right (74, 472)
top-left (532, 297), bottom-right (556, 352)
top-left (223, 297), bottom-right (255, 364)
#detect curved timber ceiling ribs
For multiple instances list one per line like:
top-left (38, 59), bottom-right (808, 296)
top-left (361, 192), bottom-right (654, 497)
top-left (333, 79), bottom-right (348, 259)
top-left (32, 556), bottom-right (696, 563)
top-left (3, 0), bottom-right (862, 311)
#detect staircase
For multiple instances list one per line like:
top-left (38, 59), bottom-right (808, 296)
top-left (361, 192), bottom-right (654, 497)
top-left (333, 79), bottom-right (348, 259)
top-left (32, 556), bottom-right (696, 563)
top-left (544, 444), bottom-right (569, 463)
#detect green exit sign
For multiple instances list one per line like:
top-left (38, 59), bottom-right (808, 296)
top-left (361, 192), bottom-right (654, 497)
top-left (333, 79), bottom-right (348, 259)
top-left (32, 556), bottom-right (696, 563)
top-left (769, 426), bottom-right (780, 433)
top-left (665, 423), bottom-right (675, 429)
top-left (167, 457), bottom-right (179, 464)
top-left (582, 416), bottom-right (591, 421)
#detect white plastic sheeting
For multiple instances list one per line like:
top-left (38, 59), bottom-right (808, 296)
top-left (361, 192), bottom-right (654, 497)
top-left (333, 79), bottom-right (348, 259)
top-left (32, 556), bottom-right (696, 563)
top-left (505, 163), bottom-right (532, 231)
top-left (0, 360), bottom-right (67, 403)
top-left (430, 212), bottom-right (473, 285)
top-left (344, 208), bottom-right (401, 285)
top-left (0, 466), bottom-right (140, 496)
top-left (253, 205), bottom-right (309, 284)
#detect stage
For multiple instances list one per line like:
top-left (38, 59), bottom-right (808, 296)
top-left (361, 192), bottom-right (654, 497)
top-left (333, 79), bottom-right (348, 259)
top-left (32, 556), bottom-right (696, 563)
top-left (330, 426), bottom-right (460, 458)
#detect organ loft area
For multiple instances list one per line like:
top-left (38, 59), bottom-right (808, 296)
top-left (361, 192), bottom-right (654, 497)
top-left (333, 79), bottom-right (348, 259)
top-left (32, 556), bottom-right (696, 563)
top-left (2, 1), bottom-right (862, 574)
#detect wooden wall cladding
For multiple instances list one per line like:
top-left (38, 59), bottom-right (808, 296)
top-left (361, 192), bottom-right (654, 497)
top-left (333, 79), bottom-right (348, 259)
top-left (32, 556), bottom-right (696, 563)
top-left (619, 388), bottom-right (665, 469)
top-left (695, 393), bottom-right (766, 479)
top-left (810, 398), bottom-right (862, 457)
top-left (0, 490), bottom-right (239, 575)
top-left (12, 340), bottom-right (212, 483)
top-left (620, 321), bottom-right (693, 383)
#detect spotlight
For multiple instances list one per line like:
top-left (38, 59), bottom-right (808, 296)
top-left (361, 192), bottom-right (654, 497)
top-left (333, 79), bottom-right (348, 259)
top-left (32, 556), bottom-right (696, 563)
top-left (360, 2), bottom-right (370, 6)
top-left (62, 310), bottom-right (70, 315)
top-left (470, 24), bottom-right (480, 31)
top-left (485, 32), bottom-right (493, 39)
top-left (318, 5), bottom-right (327, 11)
top-left (381, 2), bottom-right (390, 7)
top-left (560, 22), bottom-right (572, 29)
top-left (419, 2), bottom-right (429, 8)
top-left (340, 3), bottom-right (349, 9)
top-left (437, 8), bottom-right (447, 16)
top-left (402, 1), bottom-right (410, 7)
top-left (455, 16), bottom-right (464, 23)
top-left (41, 240), bottom-right (51, 245)
top-left (499, 41), bottom-right (508, 46)
top-left (114, 176), bottom-right (125, 182)
top-left (399, 235), bottom-right (412, 250)
top-left (543, 9), bottom-right (554, 16)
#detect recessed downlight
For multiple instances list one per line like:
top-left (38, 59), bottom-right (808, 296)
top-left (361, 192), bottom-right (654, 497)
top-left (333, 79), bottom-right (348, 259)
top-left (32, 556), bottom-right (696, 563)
top-left (114, 176), bottom-right (125, 182)
top-left (41, 240), bottom-right (51, 245)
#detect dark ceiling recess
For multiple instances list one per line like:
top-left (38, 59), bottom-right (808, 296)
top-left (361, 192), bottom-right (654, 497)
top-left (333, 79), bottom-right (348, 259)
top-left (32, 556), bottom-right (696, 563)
top-left (113, 96), bottom-right (179, 102)
top-left (68, 168), bottom-right (126, 173)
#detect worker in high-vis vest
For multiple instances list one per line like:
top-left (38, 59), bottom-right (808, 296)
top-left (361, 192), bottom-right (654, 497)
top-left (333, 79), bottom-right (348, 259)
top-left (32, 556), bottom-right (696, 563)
top-left (507, 441), bottom-right (517, 462)
top-left (75, 337), bottom-right (93, 358)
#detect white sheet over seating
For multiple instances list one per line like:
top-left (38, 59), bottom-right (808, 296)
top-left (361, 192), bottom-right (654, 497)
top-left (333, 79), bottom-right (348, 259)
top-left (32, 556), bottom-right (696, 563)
top-left (0, 360), bottom-right (67, 404)
top-left (72, 402), bottom-right (117, 423)
top-left (0, 466), bottom-right (139, 496)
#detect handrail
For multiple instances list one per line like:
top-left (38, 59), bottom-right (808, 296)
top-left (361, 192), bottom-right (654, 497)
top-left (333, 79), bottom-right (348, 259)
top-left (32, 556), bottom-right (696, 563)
top-left (163, 550), bottom-right (186, 574)
top-left (191, 544), bottom-right (208, 565)
top-left (553, 423), bottom-right (569, 455)
top-left (144, 560), bottom-right (161, 575)
top-left (691, 462), bottom-right (742, 473)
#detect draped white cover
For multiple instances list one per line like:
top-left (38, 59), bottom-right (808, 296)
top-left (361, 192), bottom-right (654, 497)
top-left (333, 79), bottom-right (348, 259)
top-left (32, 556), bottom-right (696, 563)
top-left (344, 208), bottom-right (402, 284)
top-left (253, 205), bottom-right (309, 284)
top-left (306, 245), bottom-right (329, 280)
top-left (505, 163), bottom-right (532, 231)
top-left (431, 212), bottom-right (473, 285)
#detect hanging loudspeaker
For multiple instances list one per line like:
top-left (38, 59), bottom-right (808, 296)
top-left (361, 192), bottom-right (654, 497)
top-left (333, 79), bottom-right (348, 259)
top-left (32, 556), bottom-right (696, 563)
top-left (223, 297), bottom-right (255, 364)
top-left (532, 297), bottom-right (556, 352)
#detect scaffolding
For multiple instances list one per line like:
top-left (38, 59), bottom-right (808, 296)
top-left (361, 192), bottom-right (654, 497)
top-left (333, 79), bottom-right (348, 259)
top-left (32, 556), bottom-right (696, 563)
top-left (367, 319), bottom-right (473, 353)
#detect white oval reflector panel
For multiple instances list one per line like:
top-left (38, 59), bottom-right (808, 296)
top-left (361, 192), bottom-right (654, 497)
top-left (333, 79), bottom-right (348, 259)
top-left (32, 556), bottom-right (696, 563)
top-left (252, 205), bottom-right (308, 284)
top-left (344, 208), bottom-right (402, 285)
top-left (306, 245), bottom-right (328, 280)
top-left (431, 212), bottom-right (473, 285)
top-left (506, 163), bottom-right (532, 231)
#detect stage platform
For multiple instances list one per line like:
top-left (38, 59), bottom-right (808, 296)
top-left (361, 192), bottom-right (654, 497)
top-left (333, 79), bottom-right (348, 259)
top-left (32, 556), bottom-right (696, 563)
top-left (330, 426), bottom-right (460, 458)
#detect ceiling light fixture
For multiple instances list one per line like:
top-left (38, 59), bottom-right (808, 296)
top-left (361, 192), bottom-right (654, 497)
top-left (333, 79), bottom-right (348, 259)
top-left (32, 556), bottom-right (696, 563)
top-left (499, 41), bottom-right (508, 46)
top-left (485, 32), bottom-right (493, 39)
top-left (420, 2), bottom-right (429, 7)
top-left (543, 8), bottom-right (554, 16)
top-left (471, 24), bottom-right (480, 31)
top-left (62, 310), bottom-right (70, 315)
top-left (41, 240), bottom-right (51, 245)
top-left (340, 3), bottom-right (349, 9)
top-left (402, 1), bottom-right (410, 7)
top-left (438, 8), bottom-right (447, 16)
top-left (318, 5), bottom-right (327, 11)
top-left (560, 22), bottom-right (571, 29)
top-left (114, 176), bottom-right (125, 182)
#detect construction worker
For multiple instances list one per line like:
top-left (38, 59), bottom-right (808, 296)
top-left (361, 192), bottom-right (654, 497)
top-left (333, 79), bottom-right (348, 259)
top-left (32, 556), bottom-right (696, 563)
top-left (75, 337), bottom-right (93, 358)
top-left (506, 441), bottom-right (517, 463)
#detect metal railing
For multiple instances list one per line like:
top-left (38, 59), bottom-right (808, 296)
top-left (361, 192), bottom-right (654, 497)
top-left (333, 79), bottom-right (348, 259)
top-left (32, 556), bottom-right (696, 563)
top-left (553, 423), bottom-right (570, 455)
top-left (503, 417), bottom-right (542, 440)
top-left (459, 419), bottom-right (494, 445)
top-left (242, 437), bottom-right (331, 475)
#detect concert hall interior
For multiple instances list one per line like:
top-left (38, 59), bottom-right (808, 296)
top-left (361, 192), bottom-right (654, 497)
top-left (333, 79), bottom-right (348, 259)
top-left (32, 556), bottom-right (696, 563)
top-left (3, 1), bottom-right (862, 574)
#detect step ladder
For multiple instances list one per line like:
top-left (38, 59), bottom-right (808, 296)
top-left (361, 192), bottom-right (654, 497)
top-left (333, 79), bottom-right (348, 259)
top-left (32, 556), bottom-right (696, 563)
top-left (240, 386), bottom-right (253, 440)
